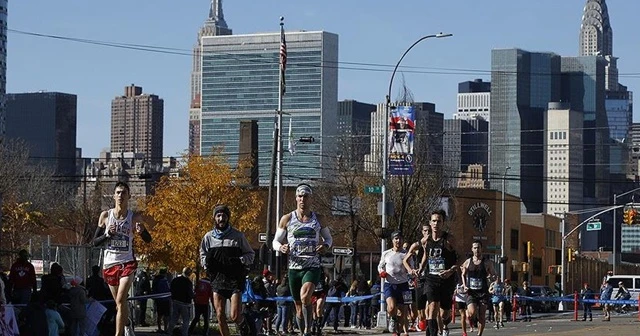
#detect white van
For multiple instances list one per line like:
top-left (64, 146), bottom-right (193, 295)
top-left (605, 275), bottom-right (640, 301)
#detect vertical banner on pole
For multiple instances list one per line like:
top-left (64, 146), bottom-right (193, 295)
top-left (388, 105), bottom-right (416, 175)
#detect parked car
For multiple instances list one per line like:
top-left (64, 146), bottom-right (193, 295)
top-left (529, 285), bottom-right (558, 313)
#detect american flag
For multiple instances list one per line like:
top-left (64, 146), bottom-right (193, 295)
top-left (279, 25), bottom-right (287, 95)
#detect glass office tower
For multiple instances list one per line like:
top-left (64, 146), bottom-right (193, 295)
top-left (200, 31), bottom-right (338, 185)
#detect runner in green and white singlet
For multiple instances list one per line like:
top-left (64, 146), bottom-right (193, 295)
top-left (273, 184), bottom-right (333, 336)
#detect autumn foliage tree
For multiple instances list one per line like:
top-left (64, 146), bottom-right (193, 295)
top-left (138, 153), bottom-right (263, 272)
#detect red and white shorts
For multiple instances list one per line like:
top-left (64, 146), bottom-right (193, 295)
top-left (103, 260), bottom-right (138, 286)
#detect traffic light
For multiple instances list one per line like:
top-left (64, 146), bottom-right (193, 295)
top-left (623, 207), bottom-right (637, 225)
top-left (527, 241), bottom-right (534, 260)
top-left (567, 248), bottom-right (576, 262)
top-left (633, 208), bottom-right (640, 225)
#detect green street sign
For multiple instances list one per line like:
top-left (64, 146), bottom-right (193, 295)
top-left (586, 222), bottom-right (602, 231)
top-left (364, 186), bottom-right (382, 194)
top-left (487, 245), bottom-right (501, 250)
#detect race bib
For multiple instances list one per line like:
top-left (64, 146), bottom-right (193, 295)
top-left (108, 235), bottom-right (129, 251)
top-left (402, 290), bottom-right (413, 304)
top-left (428, 257), bottom-right (445, 275)
top-left (469, 278), bottom-right (483, 290)
top-left (293, 241), bottom-right (316, 256)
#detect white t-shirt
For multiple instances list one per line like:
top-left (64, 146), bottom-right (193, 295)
top-left (378, 248), bottom-right (408, 285)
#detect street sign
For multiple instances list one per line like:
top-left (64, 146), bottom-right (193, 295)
top-left (364, 186), bottom-right (382, 194)
top-left (586, 222), bottom-right (602, 231)
top-left (332, 247), bottom-right (354, 256)
top-left (258, 233), bottom-right (267, 243)
top-left (487, 245), bottom-right (500, 250)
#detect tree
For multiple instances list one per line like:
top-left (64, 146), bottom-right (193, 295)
top-left (138, 153), bottom-right (263, 272)
top-left (314, 129), bottom-right (381, 281)
top-left (0, 139), bottom-right (60, 254)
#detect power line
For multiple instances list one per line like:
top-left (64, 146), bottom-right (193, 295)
top-left (9, 28), bottom-right (640, 79)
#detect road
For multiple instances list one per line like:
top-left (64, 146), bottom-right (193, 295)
top-left (131, 311), bottom-right (639, 335)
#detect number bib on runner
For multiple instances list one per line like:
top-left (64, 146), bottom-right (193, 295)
top-left (402, 290), bottom-right (413, 303)
top-left (293, 241), bottom-right (317, 256)
top-left (428, 257), bottom-right (445, 275)
top-left (469, 278), bottom-right (483, 290)
top-left (108, 235), bottom-right (130, 251)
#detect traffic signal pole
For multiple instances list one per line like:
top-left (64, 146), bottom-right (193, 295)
top-left (560, 204), bottom-right (625, 304)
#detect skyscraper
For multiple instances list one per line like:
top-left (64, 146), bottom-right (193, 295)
top-left (544, 102), bottom-right (584, 215)
top-left (443, 117), bottom-right (488, 187)
top-left (200, 31), bottom-right (338, 184)
top-left (111, 85), bottom-right (164, 166)
top-left (580, 0), bottom-right (633, 183)
top-left (189, 0), bottom-right (232, 156)
top-left (6, 92), bottom-right (77, 177)
top-left (490, 49), bottom-right (561, 213)
top-left (454, 79), bottom-right (491, 121)
top-left (560, 56), bottom-right (608, 202)
top-left (0, 0), bottom-right (6, 138)
top-left (337, 100), bottom-right (376, 171)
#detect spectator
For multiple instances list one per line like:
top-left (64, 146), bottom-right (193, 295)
top-left (189, 271), bottom-right (213, 336)
top-left (262, 270), bottom-right (277, 335)
top-left (580, 283), bottom-right (594, 321)
top-left (275, 274), bottom-right (292, 335)
top-left (600, 281), bottom-right (613, 321)
top-left (152, 268), bottom-right (171, 333)
top-left (0, 263), bottom-right (10, 304)
top-left (40, 262), bottom-right (66, 304)
top-left (356, 277), bottom-right (371, 329)
top-left (322, 276), bottom-right (347, 332)
top-left (134, 268), bottom-right (152, 327)
top-left (9, 249), bottom-right (37, 305)
top-left (346, 280), bottom-right (358, 328)
top-left (0, 266), bottom-right (6, 306)
top-left (518, 281), bottom-right (533, 322)
top-left (167, 267), bottom-right (194, 336)
top-left (19, 292), bottom-right (49, 335)
top-left (44, 300), bottom-right (63, 336)
top-left (86, 265), bottom-right (110, 301)
top-left (68, 276), bottom-right (89, 336)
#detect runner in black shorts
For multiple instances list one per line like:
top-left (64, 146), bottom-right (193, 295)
top-left (402, 219), bottom-right (430, 331)
top-left (419, 210), bottom-right (458, 336)
top-left (461, 240), bottom-right (496, 336)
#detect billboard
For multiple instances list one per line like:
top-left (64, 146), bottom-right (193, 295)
top-left (388, 105), bottom-right (415, 175)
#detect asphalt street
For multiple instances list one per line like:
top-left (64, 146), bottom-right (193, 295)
top-left (131, 311), bottom-right (639, 335)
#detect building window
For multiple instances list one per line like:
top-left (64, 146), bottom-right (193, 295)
top-left (533, 257), bottom-right (542, 276)
top-left (510, 229), bottom-right (519, 250)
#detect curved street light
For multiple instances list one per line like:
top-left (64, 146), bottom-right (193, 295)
top-left (377, 32), bottom-right (452, 328)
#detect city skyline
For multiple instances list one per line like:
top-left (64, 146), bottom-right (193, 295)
top-left (6, 0), bottom-right (640, 158)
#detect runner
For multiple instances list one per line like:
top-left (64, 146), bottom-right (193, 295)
top-left (489, 275), bottom-right (505, 329)
top-left (379, 231), bottom-right (410, 336)
top-left (454, 281), bottom-right (469, 336)
top-left (460, 240), bottom-right (496, 336)
top-left (402, 221), bottom-right (429, 332)
top-left (405, 210), bottom-right (457, 336)
top-left (272, 184), bottom-right (333, 336)
top-left (92, 181), bottom-right (153, 336)
top-left (200, 204), bottom-right (255, 336)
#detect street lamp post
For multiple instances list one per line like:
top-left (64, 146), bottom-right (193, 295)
top-left (500, 166), bottom-right (511, 281)
top-left (377, 32), bottom-right (452, 329)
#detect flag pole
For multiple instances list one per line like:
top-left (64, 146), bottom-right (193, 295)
top-left (275, 16), bottom-right (286, 280)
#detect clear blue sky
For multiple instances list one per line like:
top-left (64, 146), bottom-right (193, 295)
top-left (7, 0), bottom-right (639, 159)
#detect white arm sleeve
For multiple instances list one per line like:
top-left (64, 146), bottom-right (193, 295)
top-left (320, 227), bottom-right (332, 248)
top-left (272, 227), bottom-right (287, 250)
